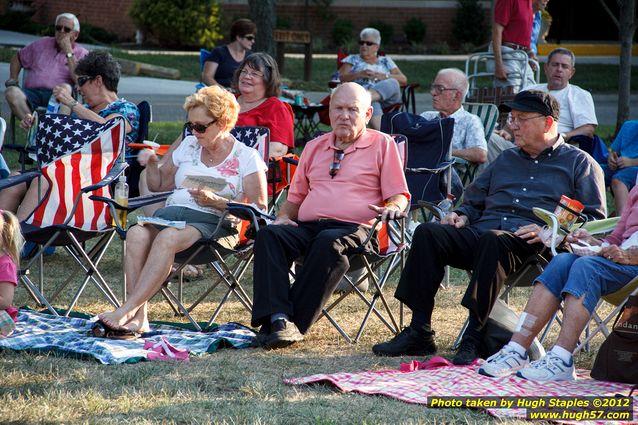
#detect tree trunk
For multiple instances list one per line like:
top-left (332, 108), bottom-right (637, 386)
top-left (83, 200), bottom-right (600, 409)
top-left (616, 0), bottom-right (637, 134)
top-left (248, 0), bottom-right (277, 58)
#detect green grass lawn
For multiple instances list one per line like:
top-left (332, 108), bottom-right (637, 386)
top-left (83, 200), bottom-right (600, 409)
top-left (1, 238), bottom-right (610, 423)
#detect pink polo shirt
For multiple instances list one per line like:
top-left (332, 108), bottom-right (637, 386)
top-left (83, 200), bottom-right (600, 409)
top-left (288, 129), bottom-right (409, 225)
top-left (18, 37), bottom-right (89, 90)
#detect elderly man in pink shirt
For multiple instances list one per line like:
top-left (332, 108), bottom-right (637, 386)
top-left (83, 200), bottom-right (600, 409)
top-left (251, 82), bottom-right (410, 349)
top-left (4, 13), bottom-right (88, 127)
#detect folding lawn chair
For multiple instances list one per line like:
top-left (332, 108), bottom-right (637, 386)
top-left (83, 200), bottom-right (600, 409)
top-left (465, 50), bottom-right (540, 94)
top-left (293, 134), bottom-right (409, 344)
top-left (123, 100), bottom-right (152, 197)
top-left (4, 114), bottom-right (128, 315)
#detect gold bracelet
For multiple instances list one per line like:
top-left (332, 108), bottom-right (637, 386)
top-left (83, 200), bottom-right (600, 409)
top-left (385, 202), bottom-right (400, 210)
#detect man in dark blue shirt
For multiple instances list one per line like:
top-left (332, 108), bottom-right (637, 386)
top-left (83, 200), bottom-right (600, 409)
top-left (372, 90), bottom-right (606, 365)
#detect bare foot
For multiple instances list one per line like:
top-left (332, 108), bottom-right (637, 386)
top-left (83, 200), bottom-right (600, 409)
top-left (98, 309), bottom-right (136, 331)
top-left (123, 308), bottom-right (150, 333)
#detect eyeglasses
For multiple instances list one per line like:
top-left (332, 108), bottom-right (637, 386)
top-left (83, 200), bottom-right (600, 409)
top-left (329, 149), bottom-right (345, 178)
top-left (55, 25), bottom-right (73, 33)
top-left (430, 84), bottom-right (458, 95)
top-left (506, 114), bottom-right (546, 126)
top-left (243, 35), bottom-right (256, 41)
top-left (76, 75), bottom-right (94, 86)
top-left (358, 40), bottom-right (377, 46)
top-left (186, 120), bottom-right (217, 133)
top-left (239, 68), bottom-right (264, 79)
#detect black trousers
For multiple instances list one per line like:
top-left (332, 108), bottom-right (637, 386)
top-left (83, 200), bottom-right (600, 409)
top-left (251, 220), bottom-right (376, 333)
top-left (394, 222), bottom-right (544, 327)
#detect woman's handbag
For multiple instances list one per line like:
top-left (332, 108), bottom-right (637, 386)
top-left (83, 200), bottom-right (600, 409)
top-left (590, 295), bottom-right (638, 384)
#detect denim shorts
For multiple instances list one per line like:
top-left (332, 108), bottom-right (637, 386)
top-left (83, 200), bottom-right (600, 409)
top-left (601, 164), bottom-right (638, 190)
top-left (24, 88), bottom-right (53, 110)
top-left (153, 206), bottom-right (238, 249)
top-left (535, 253), bottom-right (638, 314)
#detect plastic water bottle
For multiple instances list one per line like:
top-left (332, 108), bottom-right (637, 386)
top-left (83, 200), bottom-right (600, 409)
top-left (46, 95), bottom-right (60, 114)
top-left (437, 194), bottom-right (456, 216)
top-left (114, 175), bottom-right (129, 227)
top-left (330, 71), bottom-right (341, 85)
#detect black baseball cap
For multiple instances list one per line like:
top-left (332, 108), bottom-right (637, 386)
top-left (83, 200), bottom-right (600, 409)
top-left (499, 90), bottom-right (560, 121)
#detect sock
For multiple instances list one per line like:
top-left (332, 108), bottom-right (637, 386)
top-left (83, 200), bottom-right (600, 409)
top-left (550, 345), bottom-right (573, 365)
top-left (505, 341), bottom-right (527, 357)
top-left (463, 313), bottom-right (483, 341)
top-left (409, 310), bottom-right (432, 333)
top-left (271, 313), bottom-right (289, 324)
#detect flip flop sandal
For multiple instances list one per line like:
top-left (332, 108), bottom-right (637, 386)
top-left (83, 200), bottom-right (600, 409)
top-left (144, 336), bottom-right (190, 362)
top-left (90, 320), bottom-right (140, 340)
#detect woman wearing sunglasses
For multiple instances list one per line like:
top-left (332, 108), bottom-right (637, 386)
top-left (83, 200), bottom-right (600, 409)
top-left (0, 51), bottom-right (139, 223)
top-left (338, 27), bottom-right (407, 130)
top-left (98, 85), bottom-right (268, 334)
top-left (202, 19), bottom-right (256, 88)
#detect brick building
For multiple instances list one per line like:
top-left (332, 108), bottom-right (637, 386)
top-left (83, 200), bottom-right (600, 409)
top-left (0, 0), bottom-right (490, 49)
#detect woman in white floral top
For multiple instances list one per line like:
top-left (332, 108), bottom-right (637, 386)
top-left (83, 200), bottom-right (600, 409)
top-left (98, 85), bottom-right (268, 334)
top-left (339, 27), bottom-right (408, 129)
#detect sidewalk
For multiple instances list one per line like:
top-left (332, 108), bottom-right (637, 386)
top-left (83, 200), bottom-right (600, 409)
top-left (1, 29), bottom-right (636, 125)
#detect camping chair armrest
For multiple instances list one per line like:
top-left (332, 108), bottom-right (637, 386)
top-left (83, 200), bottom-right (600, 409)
top-left (227, 202), bottom-right (275, 223)
top-left (362, 215), bottom-right (406, 249)
top-left (0, 170), bottom-right (40, 191)
top-left (83, 161), bottom-right (129, 193)
top-left (281, 156), bottom-right (299, 166)
top-left (416, 200), bottom-right (445, 221)
top-left (406, 159), bottom-right (455, 175)
top-left (90, 191), bottom-right (172, 213)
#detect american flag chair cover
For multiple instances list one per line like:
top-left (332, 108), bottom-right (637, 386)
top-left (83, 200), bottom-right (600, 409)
top-left (19, 114), bottom-right (127, 315)
top-left (159, 126), bottom-right (273, 331)
top-left (314, 134), bottom-right (408, 344)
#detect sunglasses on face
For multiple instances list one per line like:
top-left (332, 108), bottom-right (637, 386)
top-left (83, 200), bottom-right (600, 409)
top-left (243, 35), bottom-right (256, 41)
top-left (358, 40), bottom-right (376, 46)
top-left (55, 25), bottom-right (73, 33)
top-left (76, 75), bottom-right (94, 86)
top-left (329, 149), bottom-right (345, 178)
top-left (186, 119), bottom-right (217, 133)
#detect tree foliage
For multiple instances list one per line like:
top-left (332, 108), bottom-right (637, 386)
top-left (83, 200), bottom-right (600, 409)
top-left (452, 0), bottom-right (488, 45)
top-left (129, 0), bottom-right (223, 48)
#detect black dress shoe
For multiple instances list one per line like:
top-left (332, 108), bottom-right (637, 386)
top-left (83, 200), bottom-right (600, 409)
top-left (260, 319), bottom-right (304, 349)
top-left (452, 336), bottom-right (481, 365)
top-left (372, 326), bottom-right (437, 357)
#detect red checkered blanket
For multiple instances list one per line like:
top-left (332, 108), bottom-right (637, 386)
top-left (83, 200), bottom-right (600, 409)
top-left (284, 357), bottom-right (637, 424)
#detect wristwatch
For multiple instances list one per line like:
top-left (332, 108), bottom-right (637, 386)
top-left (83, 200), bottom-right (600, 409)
top-left (4, 79), bottom-right (18, 88)
top-left (66, 52), bottom-right (74, 59)
top-left (69, 100), bottom-right (79, 110)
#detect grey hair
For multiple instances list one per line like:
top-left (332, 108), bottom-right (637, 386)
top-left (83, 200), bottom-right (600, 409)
top-left (360, 27), bottom-right (381, 45)
top-left (436, 68), bottom-right (469, 98)
top-left (548, 47), bottom-right (575, 67)
top-left (56, 13), bottom-right (80, 32)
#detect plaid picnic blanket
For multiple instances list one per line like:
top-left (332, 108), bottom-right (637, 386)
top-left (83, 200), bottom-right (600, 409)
top-left (0, 309), bottom-right (255, 364)
top-left (285, 356), bottom-right (638, 425)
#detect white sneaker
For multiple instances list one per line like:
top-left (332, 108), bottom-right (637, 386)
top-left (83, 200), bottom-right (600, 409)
top-left (478, 346), bottom-right (529, 378)
top-left (516, 351), bottom-right (576, 381)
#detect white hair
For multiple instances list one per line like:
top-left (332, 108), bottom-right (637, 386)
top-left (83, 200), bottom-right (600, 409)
top-left (360, 27), bottom-right (381, 45)
top-left (437, 68), bottom-right (469, 98)
top-left (56, 13), bottom-right (80, 32)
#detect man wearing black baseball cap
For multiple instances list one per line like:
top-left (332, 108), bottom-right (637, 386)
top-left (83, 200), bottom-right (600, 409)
top-left (373, 90), bottom-right (606, 366)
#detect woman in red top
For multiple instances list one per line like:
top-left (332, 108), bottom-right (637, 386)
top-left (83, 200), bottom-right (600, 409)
top-left (232, 52), bottom-right (294, 158)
